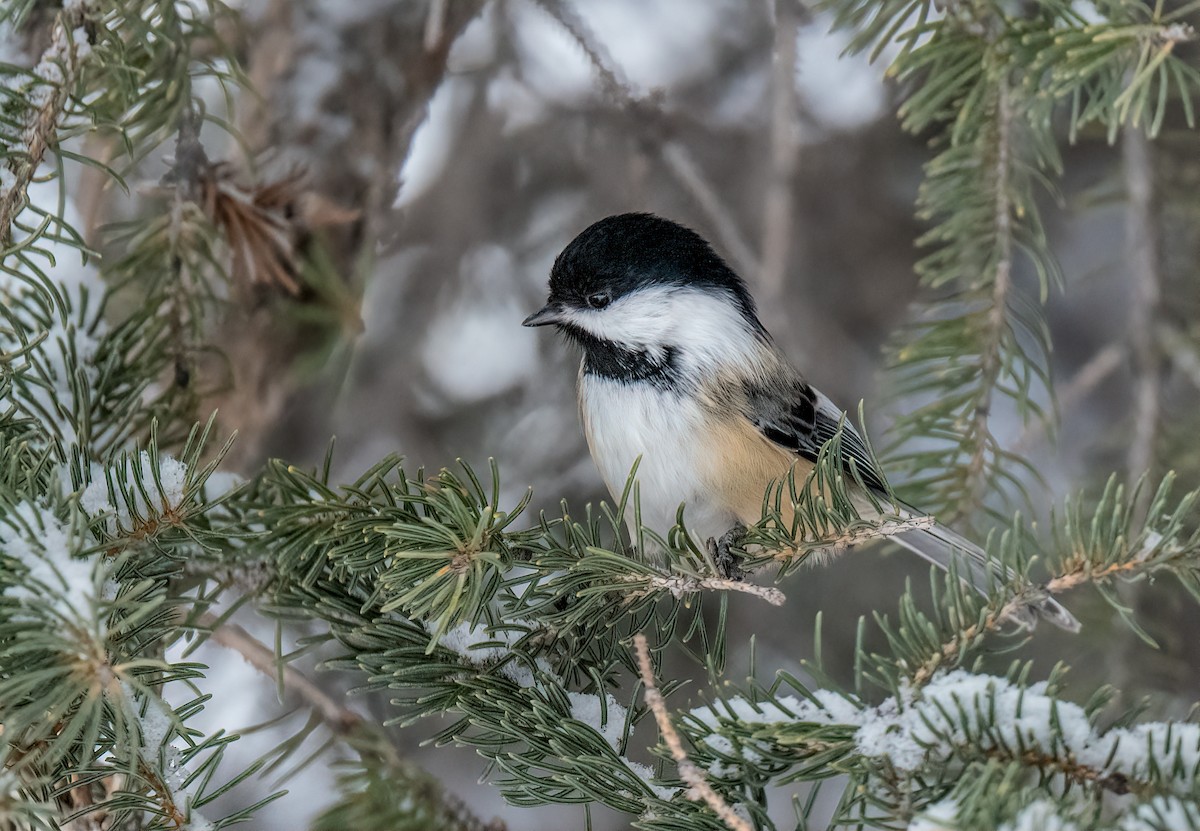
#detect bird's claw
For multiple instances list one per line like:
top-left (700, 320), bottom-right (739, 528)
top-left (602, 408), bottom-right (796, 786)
top-left (707, 523), bottom-right (746, 581)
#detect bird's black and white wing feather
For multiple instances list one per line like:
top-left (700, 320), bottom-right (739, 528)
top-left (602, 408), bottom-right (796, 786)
top-left (745, 378), bottom-right (1079, 632)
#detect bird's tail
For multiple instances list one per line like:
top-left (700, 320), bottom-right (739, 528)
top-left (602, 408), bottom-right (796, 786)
top-left (891, 517), bottom-right (1080, 632)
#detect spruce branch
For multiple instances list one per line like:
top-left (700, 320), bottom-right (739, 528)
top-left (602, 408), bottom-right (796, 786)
top-left (0, 2), bottom-right (96, 247)
top-left (882, 474), bottom-right (1200, 689)
top-left (961, 77), bottom-right (1016, 517)
top-left (828, 0), bottom-right (1200, 525)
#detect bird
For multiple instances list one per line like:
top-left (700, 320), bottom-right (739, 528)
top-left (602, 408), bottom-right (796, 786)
top-left (522, 212), bottom-right (1078, 631)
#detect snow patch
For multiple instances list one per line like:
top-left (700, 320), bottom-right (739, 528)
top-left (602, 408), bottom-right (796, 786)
top-left (796, 20), bottom-right (887, 133)
top-left (82, 452), bottom-right (189, 535)
top-left (418, 245), bottom-right (537, 409)
top-left (568, 691), bottom-right (627, 751)
top-left (999, 799), bottom-right (1081, 831)
top-left (2, 501), bottom-right (95, 621)
top-left (624, 759), bottom-right (677, 801)
top-left (908, 797), bottom-right (962, 831)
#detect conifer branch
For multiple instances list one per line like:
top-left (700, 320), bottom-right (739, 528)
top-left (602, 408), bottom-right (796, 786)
top-left (0, 2), bottom-right (95, 246)
top-left (757, 516), bottom-right (936, 566)
top-left (907, 591), bottom-right (1035, 687)
top-left (961, 78), bottom-right (1015, 519)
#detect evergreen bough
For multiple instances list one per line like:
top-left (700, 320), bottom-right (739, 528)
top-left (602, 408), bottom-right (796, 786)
top-left (1, 2), bottom-right (1199, 829)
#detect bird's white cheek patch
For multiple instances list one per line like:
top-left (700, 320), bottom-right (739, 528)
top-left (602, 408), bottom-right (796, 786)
top-left (562, 286), bottom-right (760, 369)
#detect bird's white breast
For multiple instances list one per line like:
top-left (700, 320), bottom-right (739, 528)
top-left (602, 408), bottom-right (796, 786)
top-left (579, 374), bottom-right (736, 543)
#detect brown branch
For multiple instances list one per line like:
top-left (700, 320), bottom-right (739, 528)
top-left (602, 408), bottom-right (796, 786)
top-left (0, 3), bottom-right (95, 246)
top-left (529, 0), bottom-right (761, 278)
top-left (660, 141), bottom-right (761, 277)
top-left (1045, 558), bottom-right (1148, 594)
top-left (767, 516), bottom-right (936, 563)
top-left (758, 0), bottom-right (802, 324)
top-left (909, 593), bottom-right (1029, 687)
top-left (199, 612), bottom-right (362, 735)
top-left (423, 0), bottom-right (449, 52)
top-left (634, 634), bottom-right (752, 831)
top-left (1123, 125), bottom-right (1163, 527)
top-left (198, 612), bottom-right (506, 831)
top-left (910, 546), bottom-right (1167, 686)
top-left (989, 748), bottom-right (1135, 796)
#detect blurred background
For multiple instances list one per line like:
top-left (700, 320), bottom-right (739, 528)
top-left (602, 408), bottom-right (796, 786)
top-left (47, 0), bottom-right (1200, 827)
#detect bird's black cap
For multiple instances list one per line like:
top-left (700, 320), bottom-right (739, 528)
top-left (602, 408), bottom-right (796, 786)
top-left (527, 213), bottom-right (761, 327)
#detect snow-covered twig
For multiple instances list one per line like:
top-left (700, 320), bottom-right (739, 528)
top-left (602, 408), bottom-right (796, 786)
top-left (0, 3), bottom-right (95, 245)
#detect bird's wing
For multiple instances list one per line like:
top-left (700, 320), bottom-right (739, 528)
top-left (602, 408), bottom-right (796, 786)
top-left (741, 377), bottom-right (1080, 632)
top-left (746, 380), bottom-right (889, 495)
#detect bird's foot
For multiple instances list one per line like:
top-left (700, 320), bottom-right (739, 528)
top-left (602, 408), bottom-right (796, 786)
top-left (707, 523), bottom-right (746, 581)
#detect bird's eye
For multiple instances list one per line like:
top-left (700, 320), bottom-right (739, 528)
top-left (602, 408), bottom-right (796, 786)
top-left (586, 292), bottom-right (611, 309)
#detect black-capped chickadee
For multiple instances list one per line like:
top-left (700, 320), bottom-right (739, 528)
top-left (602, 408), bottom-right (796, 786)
top-left (523, 213), bottom-right (1078, 631)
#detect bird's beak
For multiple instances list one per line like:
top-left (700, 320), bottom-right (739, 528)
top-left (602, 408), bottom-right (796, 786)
top-left (522, 302), bottom-right (565, 327)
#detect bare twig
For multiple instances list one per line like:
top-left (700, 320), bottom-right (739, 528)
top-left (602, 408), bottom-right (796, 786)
top-left (758, 0), bottom-right (802, 324)
top-left (199, 612), bottom-right (362, 734)
top-left (1158, 323), bottom-right (1200, 391)
top-left (634, 634), bottom-right (753, 831)
top-left (661, 141), bottom-right (760, 277)
top-left (423, 0), bottom-right (449, 52)
top-left (1012, 343), bottom-right (1124, 455)
top-left (198, 612), bottom-right (507, 831)
top-left (0, 3), bottom-right (95, 246)
top-left (530, 0), bottom-right (761, 278)
top-left (525, 0), bottom-right (630, 102)
top-left (1122, 125), bottom-right (1163, 527)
